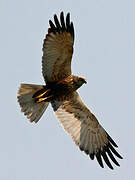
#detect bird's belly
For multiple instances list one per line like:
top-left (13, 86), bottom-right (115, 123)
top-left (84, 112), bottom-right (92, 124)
top-left (52, 88), bottom-right (73, 101)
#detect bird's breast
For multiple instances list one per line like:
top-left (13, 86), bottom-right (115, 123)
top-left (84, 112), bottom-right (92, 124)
top-left (51, 83), bottom-right (74, 101)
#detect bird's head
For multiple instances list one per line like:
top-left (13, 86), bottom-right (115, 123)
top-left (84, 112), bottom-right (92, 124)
top-left (73, 76), bottom-right (87, 90)
top-left (78, 76), bottom-right (87, 85)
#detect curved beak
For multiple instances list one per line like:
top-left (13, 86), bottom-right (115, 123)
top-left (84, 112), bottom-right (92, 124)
top-left (84, 79), bottom-right (87, 84)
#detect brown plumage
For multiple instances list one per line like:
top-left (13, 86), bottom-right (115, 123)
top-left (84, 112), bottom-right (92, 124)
top-left (17, 12), bottom-right (123, 169)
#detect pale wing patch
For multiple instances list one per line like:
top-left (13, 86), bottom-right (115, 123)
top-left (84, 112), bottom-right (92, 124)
top-left (51, 92), bottom-right (122, 169)
top-left (52, 99), bottom-right (107, 152)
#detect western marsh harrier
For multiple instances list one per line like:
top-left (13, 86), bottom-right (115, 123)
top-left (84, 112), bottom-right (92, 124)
top-left (17, 12), bottom-right (122, 169)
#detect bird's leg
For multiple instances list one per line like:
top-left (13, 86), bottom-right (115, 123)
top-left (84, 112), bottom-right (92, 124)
top-left (33, 89), bottom-right (51, 98)
top-left (36, 95), bottom-right (53, 103)
top-left (32, 87), bottom-right (53, 102)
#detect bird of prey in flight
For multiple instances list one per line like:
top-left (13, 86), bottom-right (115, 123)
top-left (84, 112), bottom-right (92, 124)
top-left (17, 12), bottom-right (123, 169)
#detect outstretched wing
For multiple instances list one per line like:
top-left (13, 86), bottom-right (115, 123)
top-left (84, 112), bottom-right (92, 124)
top-left (51, 92), bottom-right (122, 169)
top-left (42, 12), bottom-right (74, 83)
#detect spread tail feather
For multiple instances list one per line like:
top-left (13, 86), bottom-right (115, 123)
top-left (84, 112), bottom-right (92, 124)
top-left (17, 84), bottom-right (49, 123)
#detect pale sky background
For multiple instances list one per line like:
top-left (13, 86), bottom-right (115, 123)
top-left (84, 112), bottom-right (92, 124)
top-left (0, 0), bottom-right (135, 179)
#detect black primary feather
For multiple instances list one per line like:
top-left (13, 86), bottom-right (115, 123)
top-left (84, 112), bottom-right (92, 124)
top-left (108, 143), bottom-right (123, 159)
top-left (49, 20), bottom-right (56, 33)
top-left (66, 13), bottom-right (70, 32)
top-left (106, 132), bottom-right (118, 147)
top-left (48, 12), bottom-right (74, 41)
top-left (96, 152), bottom-right (104, 168)
top-left (86, 133), bottom-right (123, 169)
top-left (54, 14), bottom-right (61, 32)
top-left (106, 148), bottom-right (120, 166)
top-left (101, 151), bottom-right (114, 170)
top-left (60, 12), bottom-right (66, 31)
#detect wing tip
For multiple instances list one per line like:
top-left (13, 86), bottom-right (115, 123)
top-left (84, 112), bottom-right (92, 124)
top-left (79, 135), bottom-right (123, 169)
top-left (48, 12), bottom-right (74, 40)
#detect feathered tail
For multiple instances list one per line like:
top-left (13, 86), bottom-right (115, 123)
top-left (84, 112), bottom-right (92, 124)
top-left (17, 84), bottom-right (49, 123)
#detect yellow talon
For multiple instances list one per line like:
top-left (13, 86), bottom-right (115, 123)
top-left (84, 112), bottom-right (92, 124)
top-left (35, 89), bottom-right (51, 98)
top-left (37, 95), bottom-right (53, 103)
